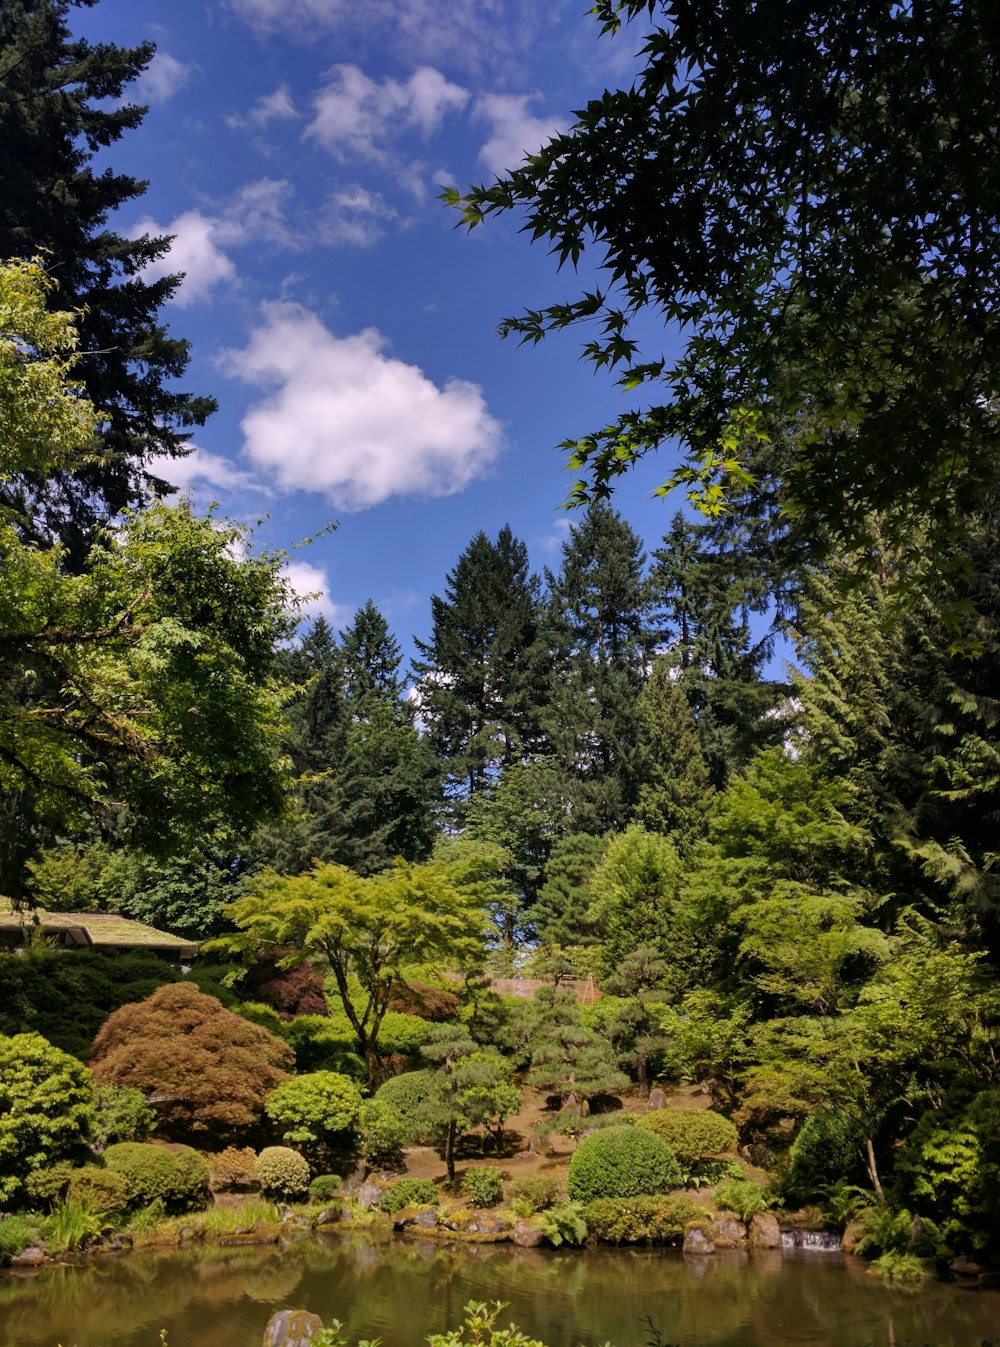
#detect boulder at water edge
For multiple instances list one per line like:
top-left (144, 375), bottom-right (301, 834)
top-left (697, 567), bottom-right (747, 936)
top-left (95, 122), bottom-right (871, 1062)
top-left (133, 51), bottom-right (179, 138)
top-left (708, 1218), bottom-right (747, 1248)
top-left (748, 1212), bottom-right (781, 1248)
top-left (263, 1309), bottom-right (325, 1347)
top-left (683, 1223), bottom-right (715, 1255)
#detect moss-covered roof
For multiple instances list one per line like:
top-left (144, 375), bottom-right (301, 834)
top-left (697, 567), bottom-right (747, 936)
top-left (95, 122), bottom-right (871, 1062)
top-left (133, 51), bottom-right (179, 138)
top-left (0, 898), bottom-right (198, 957)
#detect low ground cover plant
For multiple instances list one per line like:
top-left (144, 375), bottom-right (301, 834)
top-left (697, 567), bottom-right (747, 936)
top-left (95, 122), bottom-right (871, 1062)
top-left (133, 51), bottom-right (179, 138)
top-left (508, 1175), bottom-right (562, 1217)
top-left (379, 1178), bottom-right (439, 1213)
top-left (583, 1194), bottom-right (700, 1244)
top-left (462, 1166), bottom-right (504, 1207)
top-left (713, 1177), bottom-right (771, 1225)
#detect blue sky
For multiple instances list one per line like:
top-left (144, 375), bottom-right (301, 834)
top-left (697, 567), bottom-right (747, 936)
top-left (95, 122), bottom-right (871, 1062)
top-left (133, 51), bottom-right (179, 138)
top-left (75, 0), bottom-right (689, 663)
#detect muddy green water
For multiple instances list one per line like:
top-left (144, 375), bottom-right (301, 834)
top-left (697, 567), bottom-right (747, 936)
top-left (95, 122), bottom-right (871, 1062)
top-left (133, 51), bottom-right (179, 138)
top-left (1, 1235), bottom-right (998, 1347)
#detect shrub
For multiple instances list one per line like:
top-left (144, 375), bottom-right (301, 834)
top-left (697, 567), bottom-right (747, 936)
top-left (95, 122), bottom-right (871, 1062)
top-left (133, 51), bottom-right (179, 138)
top-left (90, 983), bottom-right (294, 1145)
top-left (67, 1165), bottom-right (130, 1215)
top-left (92, 1084), bottom-right (155, 1149)
top-left (635, 1108), bottom-right (739, 1180)
top-left (375, 1070), bottom-right (440, 1144)
top-left (309, 1173), bottom-right (343, 1203)
top-left (283, 1014), bottom-right (362, 1077)
top-left (583, 1194), bottom-right (701, 1244)
top-left (206, 1146), bottom-right (258, 1192)
top-left (567, 1125), bottom-right (682, 1204)
top-left (0, 1214), bottom-right (36, 1263)
top-left (869, 1251), bottom-right (929, 1283)
top-left (264, 1072), bottom-right (363, 1159)
top-left (509, 1175), bottom-right (562, 1217)
top-left (784, 1108), bottom-right (864, 1203)
top-left (233, 1001), bottom-right (285, 1034)
top-left (104, 1142), bottom-right (210, 1213)
top-left (254, 1145), bottom-right (310, 1199)
top-left (714, 1178), bottom-right (769, 1225)
top-left (539, 1202), bottom-right (587, 1247)
top-left (378, 1178), bottom-right (438, 1213)
top-left (0, 1031), bottom-right (94, 1204)
top-left (462, 1166), bottom-right (504, 1208)
top-left (240, 952), bottom-right (328, 1019)
top-left (24, 1161), bottom-right (75, 1209)
top-left (358, 1097), bottom-right (409, 1161)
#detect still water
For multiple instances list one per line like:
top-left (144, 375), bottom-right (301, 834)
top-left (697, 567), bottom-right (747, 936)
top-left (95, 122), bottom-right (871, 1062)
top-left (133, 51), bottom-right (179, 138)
top-left (1, 1234), bottom-right (998, 1347)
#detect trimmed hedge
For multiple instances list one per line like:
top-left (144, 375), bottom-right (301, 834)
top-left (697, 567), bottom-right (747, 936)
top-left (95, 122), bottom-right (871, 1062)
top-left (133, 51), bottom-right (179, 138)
top-left (583, 1194), bottom-right (701, 1244)
top-left (104, 1142), bottom-right (210, 1213)
top-left (568, 1124), bottom-right (682, 1204)
top-left (635, 1108), bottom-right (738, 1166)
top-left (254, 1146), bottom-right (310, 1199)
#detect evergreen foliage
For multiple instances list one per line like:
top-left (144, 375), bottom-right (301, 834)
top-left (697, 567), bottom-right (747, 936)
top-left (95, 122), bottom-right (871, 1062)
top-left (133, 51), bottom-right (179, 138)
top-left (0, 1031), bottom-right (94, 1204)
top-left (567, 1124), bottom-right (682, 1204)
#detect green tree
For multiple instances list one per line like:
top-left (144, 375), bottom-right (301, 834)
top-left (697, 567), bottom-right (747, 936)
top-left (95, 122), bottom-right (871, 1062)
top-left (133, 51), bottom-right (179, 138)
top-left (264, 1071), bottom-right (363, 1165)
top-left (416, 1026), bottom-right (521, 1180)
top-left (0, 1031), bottom-right (94, 1204)
top-left (545, 504), bottom-right (652, 831)
top-left (532, 832), bottom-right (608, 950)
top-left (413, 525), bottom-right (549, 806)
top-left (635, 658), bottom-right (713, 846)
top-left (601, 946), bottom-right (674, 1098)
top-left (589, 827), bottom-right (684, 978)
top-left (214, 855), bottom-right (488, 1081)
top-left (528, 985), bottom-right (628, 1107)
top-left (0, 2), bottom-right (213, 559)
top-left (447, 0), bottom-right (1000, 584)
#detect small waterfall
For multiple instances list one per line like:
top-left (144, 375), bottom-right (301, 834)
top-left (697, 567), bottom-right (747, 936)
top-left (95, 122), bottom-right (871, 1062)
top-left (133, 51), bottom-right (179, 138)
top-left (781, 1229), bottom-right (842, 1253)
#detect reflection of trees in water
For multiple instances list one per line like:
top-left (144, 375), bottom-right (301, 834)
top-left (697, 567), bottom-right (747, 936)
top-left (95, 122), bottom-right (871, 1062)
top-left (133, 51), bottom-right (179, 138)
top-left (2, 1238), bottom-right (1000, 1347)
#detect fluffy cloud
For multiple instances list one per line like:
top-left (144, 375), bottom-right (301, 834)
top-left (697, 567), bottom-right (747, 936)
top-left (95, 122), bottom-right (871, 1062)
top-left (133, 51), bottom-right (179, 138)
top-left (135, 52), bottom-right (193, 104)
top-left (306, 65), bottom-right (468, 162)
top-left (281, 560), bottom-right (348, 624)
top-left (220, 303), bottom-right (503, 510)
top-left (148, 446), bottom-right (268, 496)
top-left (130, 210), bottom-right (237, 305)
top-left (227, 85), bottom-right (297, 130)
top-left (474, 93), bottom-right (566, 176)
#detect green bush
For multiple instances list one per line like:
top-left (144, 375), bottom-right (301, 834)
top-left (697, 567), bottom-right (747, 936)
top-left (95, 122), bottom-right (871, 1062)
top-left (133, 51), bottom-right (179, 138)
top-left (635, 1108), bottom-right (738, 1180)
top-left (264, 1071), bottom-right (363, 1158)
top-left (67, 1165), bottom-right (130, 1215)
top-left (0, 1214), bottom-right (37, 1262)
top-left (509, 1174), bottom-right (562, 1217)
top-left (713, 1178), bottom-right (769, 1225)
top-left (41, 1199), bottom-right (109, 1253)
top-left (283, 1014), bottom-right (363, 1078)
top-left (358, 1097), bottom-right (409, 1160)
top-left (92, 1084), bottom-right (155, 1148)
top-left (24, 1161), bottom-right (75, 1209)
top-left (0, 1031), bottom-right (94, 1205)
top-left (205, 1146), bottom-right (259, 1192)
top-left (869, 1251), bottom-right (929, 1283)
top-left (378, 1178), bottom-right (438, 1213)
top-left (462, 1166), bottom-right (504, 1208)
top-left (255, 1146), bottom-right (311, 1199)
top-left (375, 1070), bottom-right (440, 1144)
top-left (583, 1194), bottom-right (700, 1244)
top-left (309, 1173), bottom-right (343, 1202)
top-left (567, 1124), bottom-right (682, 1204)
top-left (784, 1108), bottom-right (864, 1203)
top-left (233, 1001), bottom-right (285, 1034)
top-left (104, 1142), bottom-right (210, 1213)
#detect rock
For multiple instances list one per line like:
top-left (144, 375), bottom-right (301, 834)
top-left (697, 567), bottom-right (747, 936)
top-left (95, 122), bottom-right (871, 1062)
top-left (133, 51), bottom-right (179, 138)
top-left (277, 1203), bottom-right (295, 1221)
top-left (513, 1219), bottom-right (544, 1248)
top-left (355, 1181), bottom-right (383, 1211)
top-left (313, 1206), bottom-right (341, 1227)
top-left (10, 1246), bottom-right (45, 1267)
top-left (748, 1212), bottom-right (781, 1249)
top-left (647, 1088), bottom-right (667, 1111)
top-left (528, 1132), bottom-right (554, 1157)
top-left (683, 1224), bottom-right (715, 1255)
top-left (263, 1309), bottom-right (325, 1347)
top-left (466, 1214), bottom-right (511, 1236)
top-left (708, 1218), bottom-right (747, 1248)
top-left (413, 1207), bottom-right (438, 1230)
top-left (741, 1143), bottom-right (775, 1168)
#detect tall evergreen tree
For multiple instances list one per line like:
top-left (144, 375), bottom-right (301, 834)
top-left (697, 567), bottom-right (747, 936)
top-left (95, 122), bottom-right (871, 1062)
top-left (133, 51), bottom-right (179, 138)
top-left (648, 512), bottom-right (785, 788)
top-left (340, 600), bottom-right (406, 711)
top-left (635, 658), bottom-right (714, 848)
top-left (546, 503), bottom-right (652, 831)
top-left (413, 525), bottom-right (548, 807)
top-left (0, 0), bottom-right (213, 559)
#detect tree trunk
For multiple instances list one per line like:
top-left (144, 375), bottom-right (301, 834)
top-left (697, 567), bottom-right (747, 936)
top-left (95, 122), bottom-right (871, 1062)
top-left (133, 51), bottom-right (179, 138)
top-left (864, 1136), bottom-right (885, 1203)
top-left (637, 1053), bottom-right (649, 1098)
top-left (445, 1117), bottom-right (457, 1183)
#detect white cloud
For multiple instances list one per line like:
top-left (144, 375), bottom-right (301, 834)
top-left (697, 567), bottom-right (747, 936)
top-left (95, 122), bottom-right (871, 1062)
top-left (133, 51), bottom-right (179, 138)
top-left (474, 93), bottom-right (565, 176)
top-left (306, 64), bottom-right (468, 163)
top-left (213, 178), bottom-right (298, 250)
top-left (135, 52), bottom-right (193, 104)
top-left (319, 186), bottom-right (393, 248)
top-left (282, 560), bottom-right (348, 624)
top-left (227, 85), bottom-right (298, 130)
top-left (148, 446), bottom-right (269, 496)
top-left (131, 210), bottom-right (237, 306)
top-left (220, 303), bottom-right (504, 511)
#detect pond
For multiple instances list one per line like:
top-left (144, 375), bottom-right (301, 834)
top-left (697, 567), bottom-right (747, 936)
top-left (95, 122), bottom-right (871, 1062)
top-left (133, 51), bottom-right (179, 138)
top-left (1, 1234), bottom-right (998, 1347)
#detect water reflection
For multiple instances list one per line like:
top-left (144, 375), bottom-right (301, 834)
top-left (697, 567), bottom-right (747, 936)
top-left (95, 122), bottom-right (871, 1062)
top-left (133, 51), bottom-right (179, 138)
top-left (1, 1236), bottom-right (997, 1347)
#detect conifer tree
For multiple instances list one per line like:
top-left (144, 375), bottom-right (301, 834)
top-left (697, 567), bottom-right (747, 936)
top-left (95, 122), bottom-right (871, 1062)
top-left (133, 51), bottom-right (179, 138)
top-left (413, 526), bottom-right (548, 807)
top-left (0, 0), bottom-right (214, 559)
top-left (635, 658), bottom-right (714, 848)
top-left (532, 832), bottom-right (608, 950)
top-left (528, 984), bottom-right (628, 1107)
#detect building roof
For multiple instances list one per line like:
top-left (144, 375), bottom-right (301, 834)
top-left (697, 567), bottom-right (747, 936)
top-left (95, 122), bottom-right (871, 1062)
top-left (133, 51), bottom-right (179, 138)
top-left (0, 899), bottom-right (199, 959)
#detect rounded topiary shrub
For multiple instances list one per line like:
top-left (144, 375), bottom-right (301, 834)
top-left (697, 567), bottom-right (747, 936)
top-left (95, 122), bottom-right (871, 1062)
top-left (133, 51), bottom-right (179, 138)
top-left (635, 1108), bottom-right (739, 1167)
top-left (462, 1166), bottom-right (504, 1208)
top-left (68, 1165), bottom-right (131, 1215)
top-left (255, 1145), bottom-right (310, 1199)
top-left (375, 1070), bottom-right (438, 1144)
top-left (358, 1097), bottom-right (409, 1160)
top-left (206, 1146), bottom-right (259, 1192)
top-left (308, 1173), bottom-right (342, 1203)
top-left (104, 1142), bottom-right (210, 1213)
top-left (568, 1124), bottom-right (682, 1204)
